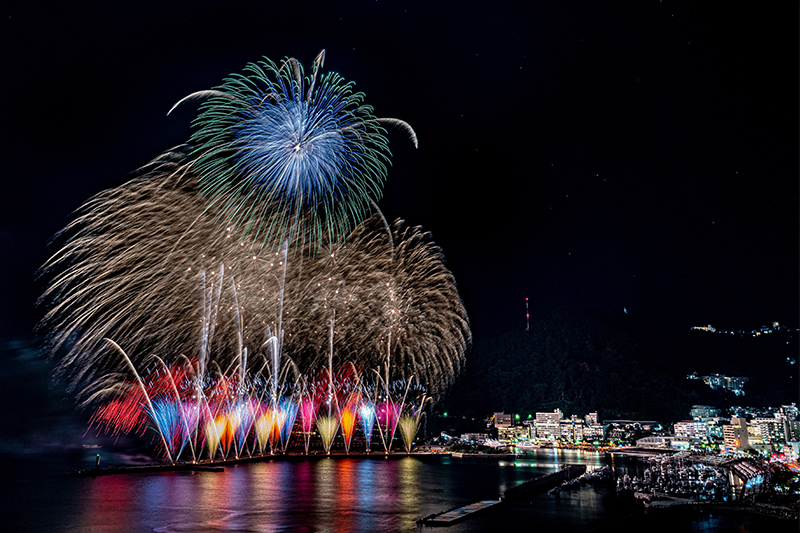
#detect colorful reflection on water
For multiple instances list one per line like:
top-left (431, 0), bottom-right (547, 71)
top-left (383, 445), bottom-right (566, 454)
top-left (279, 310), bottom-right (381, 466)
top-left (72, 457), bottom-right (434, 532)
top-left (4, 451), bottom-right (794, 532)
top-left (65, 451), bottom-right (604, 532)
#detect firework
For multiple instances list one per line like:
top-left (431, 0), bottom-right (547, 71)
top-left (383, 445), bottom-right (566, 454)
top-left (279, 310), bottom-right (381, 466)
top-left (39, 52), bottom-right (469, 458)
top-left (173, 50), bottom-right (417, 251)
top-left (87, 357), bottom-right (428, 460)
top-left (39, 157), bottom-right (469, 403)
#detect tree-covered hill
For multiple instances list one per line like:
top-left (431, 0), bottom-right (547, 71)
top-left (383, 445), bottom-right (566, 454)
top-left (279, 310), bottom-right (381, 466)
top-left (439, 308), bottom-right (796, 423)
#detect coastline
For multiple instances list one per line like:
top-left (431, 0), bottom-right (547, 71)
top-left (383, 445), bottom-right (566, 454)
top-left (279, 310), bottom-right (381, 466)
top-left (640, 497), bottom-right (798, 521)
top-left (73, 450), bottom-right (448, 476)
top-left (70, 445), bottom-right (703, 476)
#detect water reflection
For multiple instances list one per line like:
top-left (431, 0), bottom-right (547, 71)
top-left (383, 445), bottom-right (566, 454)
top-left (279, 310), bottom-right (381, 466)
top-left (315, 458), bottom-right (337, 528)
top-left (54, 452), bottom-right (793, 532)
top-left (397, 458), bottom-right (420, 514)
top-left (67, 458), bottom-right (425, 532)
top-left (79, 474), bottom-right (137, 531)
top-left (333, 459), bottom-right (356, 531)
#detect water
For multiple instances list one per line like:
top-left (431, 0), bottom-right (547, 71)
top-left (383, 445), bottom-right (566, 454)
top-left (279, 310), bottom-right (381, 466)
top-left (1, 450), bottom-right (794, 532)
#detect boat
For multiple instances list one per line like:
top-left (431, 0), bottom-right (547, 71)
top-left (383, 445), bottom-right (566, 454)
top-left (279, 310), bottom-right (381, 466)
top-left (515, 441), bottom-right (540, 451)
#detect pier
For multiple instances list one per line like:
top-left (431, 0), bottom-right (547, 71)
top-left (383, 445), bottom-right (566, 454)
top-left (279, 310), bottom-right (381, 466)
top-left (73, 463), bottom-right (225, 476)
top-left (417, 464), bottom-right (586, 526)
top-left (504, 464), bottom-right (586, 501)
top-left (417, 500), bottom-right (502, 526)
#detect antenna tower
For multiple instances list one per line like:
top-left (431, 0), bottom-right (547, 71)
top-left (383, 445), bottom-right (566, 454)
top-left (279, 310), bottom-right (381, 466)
top-left (525, 297), bottom-right (530, 331)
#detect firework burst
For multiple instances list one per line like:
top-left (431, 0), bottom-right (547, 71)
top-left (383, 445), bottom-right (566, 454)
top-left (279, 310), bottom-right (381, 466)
top-left (39, 155), bottom-right (469, 403)
top-left (172, 50), bottom-right (417, 251)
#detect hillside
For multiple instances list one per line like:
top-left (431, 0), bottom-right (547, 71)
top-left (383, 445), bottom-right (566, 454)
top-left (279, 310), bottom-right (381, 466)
top-left (440, 308), bottom-right (797, 423)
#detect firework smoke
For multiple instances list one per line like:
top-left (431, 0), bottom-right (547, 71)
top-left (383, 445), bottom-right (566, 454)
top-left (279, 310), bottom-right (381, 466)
top-left (40, 149), bottom-right (469, 402)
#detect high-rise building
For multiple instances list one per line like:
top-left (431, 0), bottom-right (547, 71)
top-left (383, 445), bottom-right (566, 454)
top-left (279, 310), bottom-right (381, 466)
top-left (533, 409), bottom-right (562, 441)
top-left (786, 420), bottom-right (800, 442)
top-left (674, 420), bottom-right (708, 440)
top-left (781, 403), bottom-right (799, 421)
top-left (723, 417), bottom-right (750, 452)
top-left (751, 418), bottom-right (786, 446)
top-left (535, 409), bottom-right (562, 424)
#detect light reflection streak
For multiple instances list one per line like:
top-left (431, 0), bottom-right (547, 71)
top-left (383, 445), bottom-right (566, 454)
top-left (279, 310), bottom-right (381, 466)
top-left (396, 458), bottom-right (420, 513)
top-left (315, 459), bottom-right (338, 526)
top-left (334, 459), bottom-right (357, 532)
top-left (78, 475), bottom-right (136, 531)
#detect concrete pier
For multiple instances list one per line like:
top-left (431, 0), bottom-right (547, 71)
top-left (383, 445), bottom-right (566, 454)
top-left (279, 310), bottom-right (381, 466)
top-left (417, 464), bottom-right (586, 527)
top-left (417, 500), bottom-right (502, 526)
top-left (504, 464), bottom-right (586, 501)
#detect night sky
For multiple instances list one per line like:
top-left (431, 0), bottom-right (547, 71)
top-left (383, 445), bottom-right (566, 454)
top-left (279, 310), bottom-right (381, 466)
top-left (2, 1), bottom-right (797, 348)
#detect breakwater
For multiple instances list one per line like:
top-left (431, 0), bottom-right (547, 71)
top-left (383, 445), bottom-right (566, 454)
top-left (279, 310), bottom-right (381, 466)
top-left (504, 464), bottom-right (586, 501)
top-left (417, 464), bottom-right (587, 526)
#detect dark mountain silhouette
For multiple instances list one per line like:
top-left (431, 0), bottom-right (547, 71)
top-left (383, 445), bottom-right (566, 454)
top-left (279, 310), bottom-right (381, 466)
top-left (440, 308), bottom-right (797, 423)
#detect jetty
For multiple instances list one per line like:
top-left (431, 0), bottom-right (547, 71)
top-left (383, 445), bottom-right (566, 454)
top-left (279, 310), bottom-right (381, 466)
top-left (73, 463), bottom-right (224, 476)
top-left (416, 500), bottom-right (502, 526)
top-left (417, 464), bottom-right (586, 526)
top-left (504, 464), bottom-right (586, 501)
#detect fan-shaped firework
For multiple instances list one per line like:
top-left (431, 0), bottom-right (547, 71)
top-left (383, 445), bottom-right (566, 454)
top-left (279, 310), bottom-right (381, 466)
top-left (39, 150), bottom-right (469, 403)
top-left (174, 50), bottom-right (417, 251)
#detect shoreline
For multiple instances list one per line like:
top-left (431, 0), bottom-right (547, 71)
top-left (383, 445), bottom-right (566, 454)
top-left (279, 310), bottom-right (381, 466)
top-left (73, 450), bottom-right (448, 476)
top-left (72, 446), bottom-right (691, 476)
top-left (644, 499), bottom-right (798, 522)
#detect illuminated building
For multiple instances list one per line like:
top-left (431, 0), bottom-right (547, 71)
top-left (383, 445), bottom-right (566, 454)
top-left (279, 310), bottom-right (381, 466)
top-left (636, 436), bottom-right (689, 450)
top-left (786, 420), bottom-right (800, 442)
top-left (782, 442), bottom-right (800, 462)
top-left (493, 412), bottom-right (513, 429)
top-left (690, 405), bottom-right (721, 420)
top-left (533, 422), bottom-right (560, 440)
top-left (781, 403), bottom-right (799, 421)
top-left (701, 374), bottom-right (749, 396)
top-left (535, 409), bottom-right (562, 424)
top-left (559, 417), bottom-right (584, 442)
top-left (722, 417), bottom-right (750, 452)
top-left (674, 420), bottom-right (708, 441)
top-left (583, 423), bottom-right (605, 440)
top-left (750, 418), bottom-right (786, 447)
top-left (533, 409), bottom-right (562, 440)
top-left (460, 433), bottom-right (489, 444)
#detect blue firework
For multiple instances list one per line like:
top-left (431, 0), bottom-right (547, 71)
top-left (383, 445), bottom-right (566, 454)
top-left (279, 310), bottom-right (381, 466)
top-left (171, 50), bottom-right (417, 250)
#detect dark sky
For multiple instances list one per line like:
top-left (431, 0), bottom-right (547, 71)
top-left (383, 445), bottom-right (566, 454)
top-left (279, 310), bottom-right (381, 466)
top-left (1, 1), bottom-right (797, 345)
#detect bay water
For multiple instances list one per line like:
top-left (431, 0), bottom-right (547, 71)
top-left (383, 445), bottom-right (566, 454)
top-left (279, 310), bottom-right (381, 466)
top-left (2, 449), bottom-right (793, 532)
